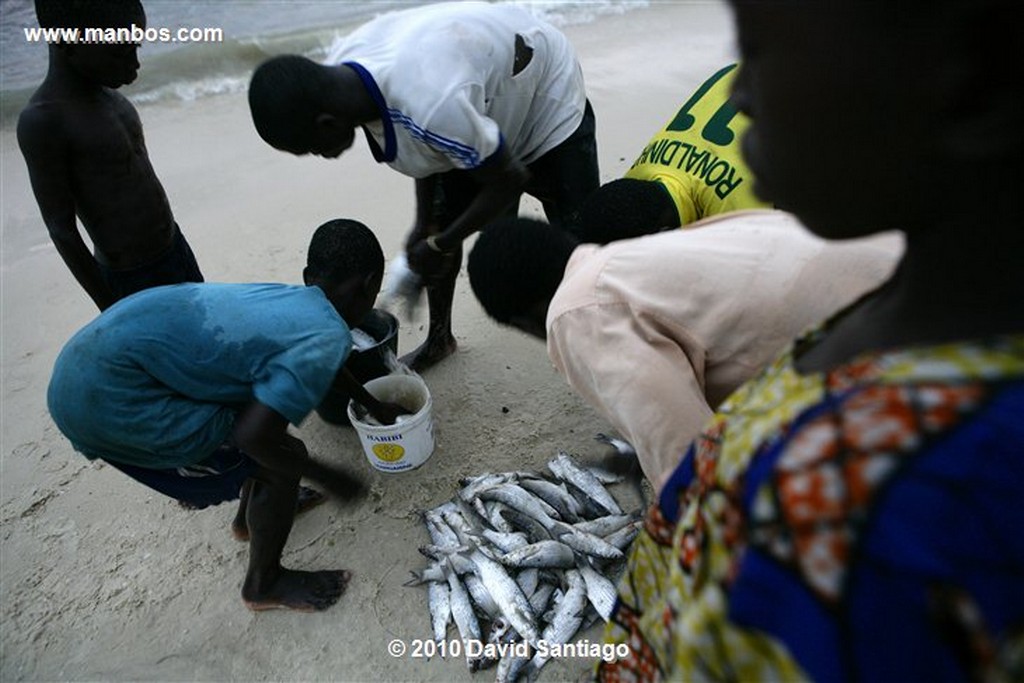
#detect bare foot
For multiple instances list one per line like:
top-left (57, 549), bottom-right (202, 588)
top-left (232, 485), bottom-right (326, 542)
top-left (243, 568), bottom-right (352, 612)
top-left (400, 334), bottom-right (458, 372)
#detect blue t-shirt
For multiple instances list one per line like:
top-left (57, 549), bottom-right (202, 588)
top-left (47, 283), bottom-right (352, 469)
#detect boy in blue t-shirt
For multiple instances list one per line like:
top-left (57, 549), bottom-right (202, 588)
top-left (47, 219), bottom-right (405, 613)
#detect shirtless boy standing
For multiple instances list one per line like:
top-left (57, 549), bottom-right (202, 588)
top-left (18, 0), bottom-right (202, 311)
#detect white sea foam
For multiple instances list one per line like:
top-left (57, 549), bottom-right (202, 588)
top-left (2, 0), bottom-right (651, 120)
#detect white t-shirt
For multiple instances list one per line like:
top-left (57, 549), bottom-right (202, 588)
top-left (328, 1), bottom-right (586, 177)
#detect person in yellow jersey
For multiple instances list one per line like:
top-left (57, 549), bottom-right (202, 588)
top-left (577, 64), bottom-right (771, 244)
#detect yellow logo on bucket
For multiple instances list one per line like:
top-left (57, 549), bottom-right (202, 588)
top-left (372, 443), bottom-right (405, 462)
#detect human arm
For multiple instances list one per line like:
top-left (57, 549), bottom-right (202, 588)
top-left (17, 107), bottom-right (116, 311)
top-left (335, 367), bottom-right (411, 426)
top-left (402, 175), bottom-right (445, 272)
top-left (406, 146), bottom-right (531, 279)
top-left (231, 400), bottom-right (364, 499)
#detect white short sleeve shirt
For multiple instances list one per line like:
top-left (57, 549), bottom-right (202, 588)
top-left (328, 2), bottom-right (587, 177)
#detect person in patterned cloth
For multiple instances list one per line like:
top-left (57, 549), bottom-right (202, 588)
top-left (598, 1), bottom-right (1024, 681)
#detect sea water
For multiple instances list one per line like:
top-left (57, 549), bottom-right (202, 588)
top-left (0, 0), bottom-right (650, 125)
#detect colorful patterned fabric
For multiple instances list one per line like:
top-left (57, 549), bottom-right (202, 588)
top-left (598, 334), bottom-right (1024, 682)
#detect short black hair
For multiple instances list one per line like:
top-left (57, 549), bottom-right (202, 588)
top-left (467, 217), bottom-right (579, 324)
top-left (35, 0), bottom-right (143, 31)
top-left (575, 178), bottom-right (680, 244)
top-left (306, 219), bottom-right (384, 286)
top-left (249, 55), bottom-right (331, 152)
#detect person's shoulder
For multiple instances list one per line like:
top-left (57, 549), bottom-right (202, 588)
top-left (16, 98), bottom-right (68, 150)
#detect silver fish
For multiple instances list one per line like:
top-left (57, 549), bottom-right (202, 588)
top-left (576, 555), bottom-right (617, 621)
top-left (516, 567), bottom-right (539, 598)
top-left (484, 500), bottom-right (516, 534)
top-left (595, 432), bottom-right (638, 458)
top-left (441, 508), bottom-right (478, 547)
top-left (517, 478), bottom-right (583, 522)
top-left (495, 649), bottom-right (530, 683)
top-left (464, 548), bottom-right (539, 646)
top-left (530, 569), bottom-right (587, 673)
top-left (547, 451), bottom-right (622, 515)
top-left (427, 576), bottom-right (450, 645)
top-left (587, 465), bottom-right (625, 485)
top-left (603, 518), bottom-right (643, 551)
top-left (475, 617), bottom-right (514, 672)
top-left (457, 472), bottom-right (510, 501)
top-left (472, 495), bottom-right (491, 522)
top-left (417, 546), bottom-right (478, 576)
top-left (572, 513), bottom-right (639, 538)
top-left (498, 508), bottom-right (552, 543)
top-left (550, 521), bottom-right (625, 561)
top-left (501, 540), bottom-right (575, 569)
top-left (474, 528), bottom-right (529, 554)
top-left (453, 496), bottom-right (490, 534)
top-left (479, 483), bottom-right (560, 525)
top-left (528, 582), bottom-right (557, 616)
top-left (445, 562), bottom-right (482, 670)
top-left (423, 511), bottom-right (459, 548)
top-left (406, 564), bottom-right (445, 585)
top-left (464, 573), bottom-right (502, 621)
top-left (414, 460), bottom-right (632, 675)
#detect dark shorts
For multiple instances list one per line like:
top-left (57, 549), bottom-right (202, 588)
top-left (432, 100), bottom-right (600, 236)
top-left (104, 444), bottom-right (259, 510)
top-left (99, 224), bottom-right (204, 302)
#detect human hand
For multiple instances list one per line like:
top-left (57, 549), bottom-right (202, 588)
top-left (406, 237), bottom-right (457, 282)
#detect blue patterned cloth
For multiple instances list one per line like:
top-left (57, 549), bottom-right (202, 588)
top-left (599, 336), bottom-right (1024, 682)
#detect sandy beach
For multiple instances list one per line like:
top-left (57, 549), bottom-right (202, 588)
top-left (0, 2), bottom-right (736, 680)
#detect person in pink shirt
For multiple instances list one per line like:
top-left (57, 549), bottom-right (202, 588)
top-left (468, 210), bottom-right (901, 487)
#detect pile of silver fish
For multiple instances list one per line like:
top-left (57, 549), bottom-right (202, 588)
top-left (408, 451), bottom-right (643, 681)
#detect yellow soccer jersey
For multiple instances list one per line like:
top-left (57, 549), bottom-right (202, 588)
top-left (625, 64), bottom-right (770, 225)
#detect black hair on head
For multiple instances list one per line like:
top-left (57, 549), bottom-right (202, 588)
top-left (306, 219), bottom-right (384, 286)
top-left (35, 0), bottom-right (144, 31)
top-left (467, 217), bottom-right (579, 325)
top-left (249, 55), bottom-right (331, 152)
top-left (576, 178), bottom-right (679, 244)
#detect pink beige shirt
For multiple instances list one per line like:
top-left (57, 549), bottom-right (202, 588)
top-left (546, 210), bottom-right (903, 486)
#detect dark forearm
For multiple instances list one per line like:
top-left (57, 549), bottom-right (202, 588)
top-left (232, 401), bottom-right (362, 497)
top-left (20, 114), bottom-right (116, 311)
top-left (337, 367), bottom-right (395, 417)
top-left (432, 185), bottom-right (519, 251)
top-left (49, 226), bottom-right (116, 310)
top-left (337, 368), bottom-right (411, 425)
top-left (433, 163), bottom-right (530, 251)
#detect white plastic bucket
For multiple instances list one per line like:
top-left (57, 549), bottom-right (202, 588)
top-left (347, 374), bottom-right (435, 472)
